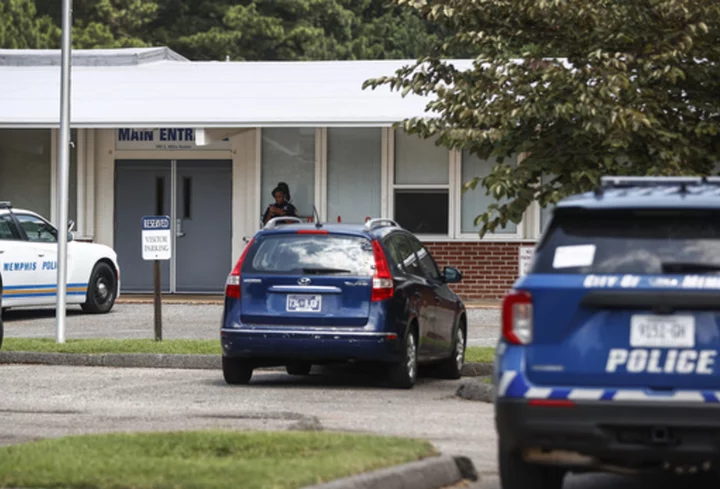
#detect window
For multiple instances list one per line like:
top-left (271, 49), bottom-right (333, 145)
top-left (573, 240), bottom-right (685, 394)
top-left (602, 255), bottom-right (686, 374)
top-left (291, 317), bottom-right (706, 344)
top-left (0, 129), bottom-right (52, 218)
top-left (533, 208), bottom-right (720, 275)
top-left (327, 128), bottom-right (382, 223)
top-left (16, 214), bottom-right (57, 243)
top-left (245, 234), bottom-right (375, 276)
top-left (0, 215), bottom-right (20, 240)
top-left (460, 150), bottom-right (517, 235)
top-left (385, 233), bottom-right (424, 277)
top-left (261, 128), bottom-right (316, 220)
top-left (407, 234), bottom-right (442, 281)
top-left (393, 130), bottom-right (450, 235)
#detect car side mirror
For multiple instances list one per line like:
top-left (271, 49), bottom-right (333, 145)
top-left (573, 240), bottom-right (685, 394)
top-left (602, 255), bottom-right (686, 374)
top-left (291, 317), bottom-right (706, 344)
top-left (443, 266), bottom-right (462, 284)
top-left (67, 231), bottom-right (74, 242)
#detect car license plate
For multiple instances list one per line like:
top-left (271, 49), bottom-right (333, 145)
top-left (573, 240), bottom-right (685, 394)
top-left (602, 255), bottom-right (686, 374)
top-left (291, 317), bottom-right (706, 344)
top-left (286, 294), bottom-right (322, 313)
top-left (630, 315), bottom-right (695, 348)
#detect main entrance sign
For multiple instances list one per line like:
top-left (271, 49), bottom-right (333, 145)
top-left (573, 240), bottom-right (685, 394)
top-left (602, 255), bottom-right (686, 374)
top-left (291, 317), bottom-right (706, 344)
top-left (116, 128), bottom-right (231, 151)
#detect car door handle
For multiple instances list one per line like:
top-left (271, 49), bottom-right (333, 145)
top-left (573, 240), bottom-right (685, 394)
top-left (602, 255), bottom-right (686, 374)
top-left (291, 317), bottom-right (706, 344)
top-left (434, 295), bottom-right (441, 302)
top-left (37, 253), bottom-right (45, 257)
top-left (413, 291), bottom-right (421, 298)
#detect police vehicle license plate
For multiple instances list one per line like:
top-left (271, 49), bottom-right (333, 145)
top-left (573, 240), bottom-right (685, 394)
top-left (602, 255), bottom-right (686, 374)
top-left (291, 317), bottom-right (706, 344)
top-left (630, 315), bottom-right (695, 348)
top-left (286, 294), bottom-right (322, 313)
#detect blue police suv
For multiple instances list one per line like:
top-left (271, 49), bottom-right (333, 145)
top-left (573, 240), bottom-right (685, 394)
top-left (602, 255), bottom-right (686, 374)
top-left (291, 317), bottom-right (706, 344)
top-left (495, 176), bottom-right (720, 488)
top-left (220, 216), bottom-right (467, 389)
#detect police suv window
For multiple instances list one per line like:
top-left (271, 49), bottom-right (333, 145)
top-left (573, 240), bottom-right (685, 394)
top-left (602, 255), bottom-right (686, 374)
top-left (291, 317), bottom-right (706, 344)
top-left (15, 214), bottom-right (57, 243)
top-left (0, 215), bottom-right (20, 240)
top-left (532, 208), bottom-right (720, 275)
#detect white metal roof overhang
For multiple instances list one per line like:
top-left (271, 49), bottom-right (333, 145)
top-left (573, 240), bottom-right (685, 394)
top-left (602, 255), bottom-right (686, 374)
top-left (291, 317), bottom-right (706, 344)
top-left (0, 58), bottom-right (474, 130)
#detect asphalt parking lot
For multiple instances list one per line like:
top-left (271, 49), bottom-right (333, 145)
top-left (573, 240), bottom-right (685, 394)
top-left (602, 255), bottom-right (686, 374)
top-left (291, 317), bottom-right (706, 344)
top-left (2, 303), bottom-right (501, 346)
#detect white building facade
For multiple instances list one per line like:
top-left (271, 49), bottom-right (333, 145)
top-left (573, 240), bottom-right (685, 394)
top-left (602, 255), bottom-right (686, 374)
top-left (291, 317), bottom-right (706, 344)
top-left (0, 47), bottom-right (550, 299)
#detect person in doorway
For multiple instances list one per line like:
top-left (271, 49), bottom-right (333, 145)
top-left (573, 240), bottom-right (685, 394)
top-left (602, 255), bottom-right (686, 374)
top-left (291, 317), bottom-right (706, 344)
top-left (262, 182), bottom-right (298, 224)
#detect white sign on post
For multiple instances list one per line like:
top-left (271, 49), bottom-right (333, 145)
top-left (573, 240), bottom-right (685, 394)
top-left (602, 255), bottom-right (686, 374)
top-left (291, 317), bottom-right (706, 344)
top-left (142, 215), bottom-right (172, 261)
top-left (518, 246), bottom-right (535, 276)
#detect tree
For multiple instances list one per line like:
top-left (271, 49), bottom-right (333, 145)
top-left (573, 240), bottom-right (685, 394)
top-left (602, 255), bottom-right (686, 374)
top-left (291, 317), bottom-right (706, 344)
top-left (0, 0), bottom-right (59, 49)
top-left (364, 0), bottom-right (720, 236)
top-left (37, 0), bottom-right (159, 48)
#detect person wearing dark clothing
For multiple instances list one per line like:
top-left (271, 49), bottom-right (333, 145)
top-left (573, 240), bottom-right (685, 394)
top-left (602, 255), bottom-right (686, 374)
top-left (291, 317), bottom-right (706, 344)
top-left (262, 182), bottom-right (298, 224)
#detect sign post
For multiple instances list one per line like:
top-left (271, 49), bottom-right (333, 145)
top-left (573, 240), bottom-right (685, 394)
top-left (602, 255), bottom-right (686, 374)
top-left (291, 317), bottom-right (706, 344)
top-left (142, 216), bottom-right (172, 341)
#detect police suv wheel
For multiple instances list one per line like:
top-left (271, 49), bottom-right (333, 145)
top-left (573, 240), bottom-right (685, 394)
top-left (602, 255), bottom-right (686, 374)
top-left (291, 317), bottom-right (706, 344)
top-left (81, 262), bottom-right (117, 314)
top-left (499, 441), bottom-right (565, 489)
top-left (222, 356), bottom-right (253, 385)
top-left (390, 330), bottom-right (417, 389)
top-left (0, 302), bottom-right (3, 351)
top-left (437, 325), bottom-right (465, 379)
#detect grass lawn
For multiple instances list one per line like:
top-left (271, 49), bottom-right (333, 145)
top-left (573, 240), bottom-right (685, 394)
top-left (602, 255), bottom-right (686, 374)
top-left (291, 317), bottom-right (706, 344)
top-left (0, 431), bottom-right (436, 489)
top-left (2, 338), bottom-right (496, 363)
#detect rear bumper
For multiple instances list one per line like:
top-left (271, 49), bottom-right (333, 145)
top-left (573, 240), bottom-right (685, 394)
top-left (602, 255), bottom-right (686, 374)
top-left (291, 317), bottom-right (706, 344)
top-left (220, 327), bottom-right (404, 363)
top-left (496, 398), bottom-right (720, 469)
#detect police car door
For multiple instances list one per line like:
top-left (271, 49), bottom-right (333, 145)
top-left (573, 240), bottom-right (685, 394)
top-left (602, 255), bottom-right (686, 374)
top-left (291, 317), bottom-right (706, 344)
top-left (0, 213), bottom-right (42, 306)
top-left (14, 213), bottom-right (60, 302)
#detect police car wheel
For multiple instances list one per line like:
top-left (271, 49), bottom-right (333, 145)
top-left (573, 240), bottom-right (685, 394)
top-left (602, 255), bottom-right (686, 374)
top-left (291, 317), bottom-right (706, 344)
top-left (286, 362), bottom-right (312, 376)
top-left (437, 325), bottom-right (465, 379)
top-left (81, 262), bottom-right (117, 314)
top-left (389, 329), bottom-right (418, 389)
top-left (222, 356), bottom-right (253, 385)
top-left (499, 442), bottom-right (565, 489)
top-left (0, 309), bottom-right (3, 351)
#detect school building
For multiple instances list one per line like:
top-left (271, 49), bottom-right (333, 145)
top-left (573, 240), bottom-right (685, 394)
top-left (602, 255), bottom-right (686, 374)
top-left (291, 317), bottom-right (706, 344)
top-left (0, 47), bottom-right (550, 299)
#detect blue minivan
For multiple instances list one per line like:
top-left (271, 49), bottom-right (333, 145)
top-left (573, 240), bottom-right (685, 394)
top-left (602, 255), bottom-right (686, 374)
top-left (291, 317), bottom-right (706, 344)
top-left (220, 217), bottom-right (467, 388)
top-left (495, 177), bottom-right (720, 488)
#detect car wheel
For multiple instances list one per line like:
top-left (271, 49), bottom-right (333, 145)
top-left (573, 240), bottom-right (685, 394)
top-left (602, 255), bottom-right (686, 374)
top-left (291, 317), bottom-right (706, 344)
top-left (389, 329), bottom-right (418, 389)
top-left (0, 302), bottom-right (3, 351)
top-left (222, 356), bottom-right (253, 385)
top-left (437, 324), bottom-right (465, 379)
top-left (81, 262), bottom-right (117, 314)
top-left (499, 441), bottom-right (565, 489)
top-left (286, 362), bottom-right (312, 376)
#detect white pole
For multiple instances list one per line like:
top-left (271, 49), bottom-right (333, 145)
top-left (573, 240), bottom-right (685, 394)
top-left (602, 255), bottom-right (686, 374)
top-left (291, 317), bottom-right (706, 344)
top-left (56, 0), bottom-right (73, 344)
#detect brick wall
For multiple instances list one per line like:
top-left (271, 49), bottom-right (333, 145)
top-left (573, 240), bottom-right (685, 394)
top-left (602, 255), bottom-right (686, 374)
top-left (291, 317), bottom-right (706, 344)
top-left (425, 241), bottom-right (535, 300)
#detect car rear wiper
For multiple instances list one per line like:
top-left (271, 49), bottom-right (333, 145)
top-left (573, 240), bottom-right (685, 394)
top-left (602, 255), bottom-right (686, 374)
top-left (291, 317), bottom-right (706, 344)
top-left (301, 267), bottom-right (352, 275)
top-left (661, 262), bottom-right (720, 274)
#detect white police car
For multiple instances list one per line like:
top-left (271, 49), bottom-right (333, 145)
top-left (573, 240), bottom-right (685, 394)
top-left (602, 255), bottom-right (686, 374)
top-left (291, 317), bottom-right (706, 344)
top-left (495, 177), bottom-right (720, 488)
top-left (0, 202), bottom-right (120, 345)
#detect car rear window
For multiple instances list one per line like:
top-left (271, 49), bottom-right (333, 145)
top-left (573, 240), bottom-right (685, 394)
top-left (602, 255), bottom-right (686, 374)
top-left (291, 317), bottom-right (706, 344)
top-left (244, 234), bottom-right (376, 276)
top-left (532, 209), bottom-right (720, 274)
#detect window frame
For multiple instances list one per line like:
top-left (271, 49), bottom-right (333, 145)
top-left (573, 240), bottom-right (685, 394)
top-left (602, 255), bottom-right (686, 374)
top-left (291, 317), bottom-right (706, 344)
top-left (387, 128), bottom-right (455, 240)
top-left (0, 213), bottom-right (23, 241)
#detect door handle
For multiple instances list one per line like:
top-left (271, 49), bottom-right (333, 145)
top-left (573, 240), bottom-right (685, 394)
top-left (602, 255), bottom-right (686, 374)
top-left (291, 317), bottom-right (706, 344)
top-left (38, 253), bottom-right (45, 257)
top-left (413, 291), bottom-right (421, 298)
top-left (176, 218), bottom-right (185, 238)
top-left (434, 294), bottom-right (441, 302)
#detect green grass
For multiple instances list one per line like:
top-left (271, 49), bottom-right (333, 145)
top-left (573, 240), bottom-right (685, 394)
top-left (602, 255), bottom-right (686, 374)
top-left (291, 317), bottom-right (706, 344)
top-left (465, 346), bottom-right (495, 363)
top-left (3, 338), bottom-right (496, 364)
top-left (0, 431), bottom-right (436, 489)
top-left (2, 338), bottom-right (222, 355)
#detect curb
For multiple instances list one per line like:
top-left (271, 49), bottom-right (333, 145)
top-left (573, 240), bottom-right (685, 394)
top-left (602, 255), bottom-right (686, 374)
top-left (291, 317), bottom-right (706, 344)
top-left (301, 454), bottom-right (477, 489)
top-left (0, 351), bottom-right (494, 376)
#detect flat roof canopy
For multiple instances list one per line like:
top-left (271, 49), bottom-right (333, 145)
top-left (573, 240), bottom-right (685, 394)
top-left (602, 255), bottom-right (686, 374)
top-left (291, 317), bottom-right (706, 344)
top-left (0, 47), bottom-right (473, 128)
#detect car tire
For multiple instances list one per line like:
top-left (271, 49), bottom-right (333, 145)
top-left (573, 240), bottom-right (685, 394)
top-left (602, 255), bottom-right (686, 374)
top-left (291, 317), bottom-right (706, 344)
top-left (437, 324), bottom-right (465, 379)
top-left (286, 362), bottom-right (312, 376)
top-left (389, 328), bottom-right (418, 389)
top-left (81, 262), bottom-right (117, 314)
top-left (0, 300), bottom-right (3, 351)
top-left (499, 441), bottom-right (565, 489)
top-left (222, 356), bottom-right (253, 385)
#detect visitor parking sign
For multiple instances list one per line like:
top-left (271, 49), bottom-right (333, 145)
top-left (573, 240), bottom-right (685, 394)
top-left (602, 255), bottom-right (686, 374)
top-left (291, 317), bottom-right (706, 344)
top-left (142, 216), bottom-right (172, 261)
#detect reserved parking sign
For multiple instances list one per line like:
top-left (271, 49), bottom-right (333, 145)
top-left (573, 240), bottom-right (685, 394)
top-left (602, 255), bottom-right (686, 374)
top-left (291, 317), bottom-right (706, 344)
top-left (142, 215), bottom-right (172, 261)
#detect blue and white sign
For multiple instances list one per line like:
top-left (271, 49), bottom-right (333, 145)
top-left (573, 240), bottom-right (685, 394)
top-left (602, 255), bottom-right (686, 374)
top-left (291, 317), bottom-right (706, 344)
top-left (142, 215), bottom-right (172, 261)
top-left (116, 128), bottom-right (231, 151)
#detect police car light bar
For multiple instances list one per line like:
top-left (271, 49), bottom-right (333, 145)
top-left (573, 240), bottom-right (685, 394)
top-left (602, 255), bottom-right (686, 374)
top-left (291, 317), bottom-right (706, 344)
top-left (0, 201), bottom-right (12, 209)
top-left (263, 216), bottom-right (304, 230)
top-left (600, 176), bottom-right (720, 188)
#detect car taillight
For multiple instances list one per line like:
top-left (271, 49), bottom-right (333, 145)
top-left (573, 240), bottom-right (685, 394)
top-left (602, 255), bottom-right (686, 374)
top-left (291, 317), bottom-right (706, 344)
top-left (225, 238), bottom-right (254, 299)
top-left (371, 239), bottom-right (393, 302)
top-left (502, 290), bottom-right (533, 345)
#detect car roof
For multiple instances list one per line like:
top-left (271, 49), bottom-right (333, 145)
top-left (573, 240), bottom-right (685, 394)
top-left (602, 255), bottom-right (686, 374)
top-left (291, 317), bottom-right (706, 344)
top-left (556, 177), bottom-right (720, 211)
top-left (0, 207), bottom-right (37, 216)
top-left (256, 222), bottom-right (400, 239)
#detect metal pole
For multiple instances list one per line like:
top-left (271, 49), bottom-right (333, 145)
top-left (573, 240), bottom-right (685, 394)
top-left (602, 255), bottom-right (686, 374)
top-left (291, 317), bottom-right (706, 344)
top-left (153, 260), bottom-right (162, 341)
top-left (56, 0), bottom-right (73, 344)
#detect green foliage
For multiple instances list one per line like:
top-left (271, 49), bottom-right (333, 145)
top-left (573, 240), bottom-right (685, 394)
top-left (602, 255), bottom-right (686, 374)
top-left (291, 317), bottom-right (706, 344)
top-left (365, 0), bottom-right (720, 236)
top-left (0, 0), bottom-right (59, 49)
top-left (21, 0), bottom-right (445, 60)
